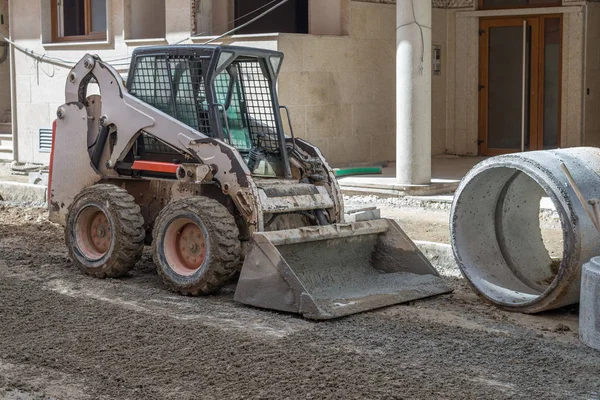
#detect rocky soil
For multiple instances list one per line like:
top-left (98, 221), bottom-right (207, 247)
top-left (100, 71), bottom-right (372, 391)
top-left (0, 204), bottom-right (598, 400)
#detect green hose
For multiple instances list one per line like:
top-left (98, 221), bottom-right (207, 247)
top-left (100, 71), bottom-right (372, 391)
top-left (333, 166), bottom-right (383, 178)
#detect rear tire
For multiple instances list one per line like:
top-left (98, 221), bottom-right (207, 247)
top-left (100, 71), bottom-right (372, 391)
top-left (65, 184), bottom-right (145, 278)
top-left (152, 197), bottom-right (242, 295)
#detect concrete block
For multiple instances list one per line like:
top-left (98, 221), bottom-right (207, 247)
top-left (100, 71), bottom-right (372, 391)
top-left (278, 72), bottom-right (309, 106)
top-left (278, 35), bottom-right (305, 73)
top-left (28, 171), bottom-right (49, 186)
top-left (0, 181), bottom-right (47, 204)
top-left (580, 257), bottom-right (600, 351)
top-left (344, 207), bottom-right (380, 223)
top-left (305, 72), bottom-right (332, 106)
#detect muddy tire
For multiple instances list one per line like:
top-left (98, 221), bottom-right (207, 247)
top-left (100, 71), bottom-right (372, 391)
top-left (65, 184), bottom-right (145, 278)
top-left (152, 197), bottom-right (242, 296)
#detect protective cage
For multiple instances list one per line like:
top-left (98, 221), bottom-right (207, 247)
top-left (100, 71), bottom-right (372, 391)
top-left (126, 45), bottom-right (287, 160)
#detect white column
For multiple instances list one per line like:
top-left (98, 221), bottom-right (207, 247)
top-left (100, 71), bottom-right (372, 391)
top-left (396, 0), bottom-right (432, 185)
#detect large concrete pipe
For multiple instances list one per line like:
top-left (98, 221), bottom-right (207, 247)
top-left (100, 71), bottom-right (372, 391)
top-left (581, 257), bottom-right (600, 350)
top-left (450, 148), bottom-right (600, 313)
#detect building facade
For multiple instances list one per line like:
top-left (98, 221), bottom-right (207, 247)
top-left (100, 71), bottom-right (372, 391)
top-left (0, 0), bottom-right (11, 157)
top-left (1, 0), bottom-right (599, 166)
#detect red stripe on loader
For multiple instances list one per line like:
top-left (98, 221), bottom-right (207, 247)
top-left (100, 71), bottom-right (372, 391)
top-left (132, 161), bottom-right (179, 174)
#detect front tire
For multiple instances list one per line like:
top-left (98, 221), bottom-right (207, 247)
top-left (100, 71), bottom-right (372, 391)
top-left (152, 197), bottom-right (242, 296)
top-left (65, 184), bottom-right (145, 278)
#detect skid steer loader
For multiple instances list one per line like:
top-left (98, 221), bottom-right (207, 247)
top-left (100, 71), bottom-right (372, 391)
top-left (48, 45), bottom-right (450, 319)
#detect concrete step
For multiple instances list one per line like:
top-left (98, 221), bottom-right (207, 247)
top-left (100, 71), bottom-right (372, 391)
top-left (0, 123), bottom-right (11, 134)
top-left (0, 147), bottom-right (14, 161)
top-left (0, 134), bottom-right (12, 148)
top-left (0, 181), bottom-right (47, 204)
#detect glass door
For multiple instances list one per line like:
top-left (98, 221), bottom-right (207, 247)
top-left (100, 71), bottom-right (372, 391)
top-left (478, 16), bottom-right (562, 155)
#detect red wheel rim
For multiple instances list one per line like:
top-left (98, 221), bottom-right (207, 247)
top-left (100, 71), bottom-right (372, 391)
top-left (163, 218), bottom-right (207, 276)
top-left (75, 206), bottom-right (112, 260)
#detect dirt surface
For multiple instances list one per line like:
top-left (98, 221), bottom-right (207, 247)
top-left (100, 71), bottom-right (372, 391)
top-left (0, 204), bottom-right (599, 399)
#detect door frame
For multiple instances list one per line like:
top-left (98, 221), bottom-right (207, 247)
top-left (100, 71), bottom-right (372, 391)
top-left (536, 15), bottom-right (563, 150)
top-left (478, 15), bottom-right (563, 156)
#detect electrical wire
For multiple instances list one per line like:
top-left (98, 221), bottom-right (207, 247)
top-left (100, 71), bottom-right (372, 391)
top-left (0, 31), bottom-right (131, 69)
top-left (204, 0), bottom-right (290, 44)
top-left (0, 31), bottom-right (74, 68)
top-left (178, 0), bottom-right (282, 44)
top-left (0, 0), bottom-right (291, 70)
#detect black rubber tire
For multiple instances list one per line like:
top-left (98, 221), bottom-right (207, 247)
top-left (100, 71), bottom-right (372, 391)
top-left (152, 197), bottom-right (242, 296)
top-left (65, 184), bottom-right (145, 278)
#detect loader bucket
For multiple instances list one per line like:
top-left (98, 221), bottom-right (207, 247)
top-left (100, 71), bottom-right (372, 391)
top-left (234, 219), bottom-right (451, 320)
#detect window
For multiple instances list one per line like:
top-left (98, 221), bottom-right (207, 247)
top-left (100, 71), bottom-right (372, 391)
top-left (234, 0), bottom-right (308, 35)
top-left (479, 0), bottom-right (561, 9)
top-left (51, 0), bottom-right (107, 42)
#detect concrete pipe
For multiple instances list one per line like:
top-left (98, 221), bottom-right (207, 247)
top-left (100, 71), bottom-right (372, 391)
top-left (450, 148), bottom-right (600, 313)
top-left (581, 257), bottom-right (600, 350)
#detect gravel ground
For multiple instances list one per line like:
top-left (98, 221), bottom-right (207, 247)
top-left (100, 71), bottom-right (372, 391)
top-left (0, 204), bottom-right (599, 400)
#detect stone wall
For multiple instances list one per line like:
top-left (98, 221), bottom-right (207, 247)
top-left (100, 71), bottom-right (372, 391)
top-left (217, 1), bottom-right (397, 165)
top-left (275, 1), bottom-right (397, 165)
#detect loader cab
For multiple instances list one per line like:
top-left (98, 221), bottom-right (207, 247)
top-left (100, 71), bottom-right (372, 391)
top-left (126, 45), bottom-right (291, 178)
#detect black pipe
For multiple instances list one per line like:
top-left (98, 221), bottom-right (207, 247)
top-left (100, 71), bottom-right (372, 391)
top-left (91, 126), bottom-right (110, 170)
top-left (315, 210), bottom-right (329, 226)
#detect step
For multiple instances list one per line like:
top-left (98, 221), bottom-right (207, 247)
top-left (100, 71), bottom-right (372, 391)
top-left (0, 133), bottom-right (12, 147)
top-left (0, 123), bottom-right (11, 134)
top-left (0, 146), bottom-right (14, 161)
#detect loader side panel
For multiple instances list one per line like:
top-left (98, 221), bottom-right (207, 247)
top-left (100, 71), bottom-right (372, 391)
top-left (49, 103), bottom-right (102, 225)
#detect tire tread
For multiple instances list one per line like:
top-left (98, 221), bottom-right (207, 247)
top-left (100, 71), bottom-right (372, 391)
top-left (152, 197), bottom-right (242, 295)
top-left (65, 184), bottom-right (145, 278)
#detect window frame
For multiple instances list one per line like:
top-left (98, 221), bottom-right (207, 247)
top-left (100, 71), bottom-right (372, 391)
top-left (478, 0), bottom-right (562, 10)
top-left (51, 0), bottom-right (107, 42)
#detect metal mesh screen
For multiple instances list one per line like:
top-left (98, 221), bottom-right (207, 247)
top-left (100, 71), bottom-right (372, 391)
top-left (129, 56), bottom-right (173, 115)
top-left (214, 68), bottom-right (251, 150)
top-left (213, 59), bottom-right (280, 154)
top-left (128, 54), bottom-right (281, 155)
top-left (138, 132), bottom-right (179, 155)
top-left (239, 61), bottom-right (279, 153)
top-left (129, 54), bottom-right (211, 136)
